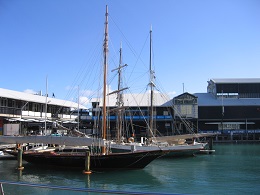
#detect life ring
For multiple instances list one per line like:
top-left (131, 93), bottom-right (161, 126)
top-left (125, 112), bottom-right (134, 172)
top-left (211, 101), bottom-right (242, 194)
top-left (128, 137), bottom-right (134, 143)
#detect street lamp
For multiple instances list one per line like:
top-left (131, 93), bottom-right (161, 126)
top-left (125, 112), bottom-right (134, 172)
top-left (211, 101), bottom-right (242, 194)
top-left (20, 101), bottom-right (28, 135)
top-left (44, 100), bottom-right (51, 135)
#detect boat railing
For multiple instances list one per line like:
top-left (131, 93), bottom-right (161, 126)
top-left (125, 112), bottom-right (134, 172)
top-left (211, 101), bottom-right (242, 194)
top-left (0, 180), bottom-right (175, 195)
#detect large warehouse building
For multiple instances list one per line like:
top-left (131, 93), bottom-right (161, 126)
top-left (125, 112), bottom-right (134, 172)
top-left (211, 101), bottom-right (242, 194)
top-left (196, 78), bottom-right (260, 141)
top-left (85, 78), bottom-right (260, 142)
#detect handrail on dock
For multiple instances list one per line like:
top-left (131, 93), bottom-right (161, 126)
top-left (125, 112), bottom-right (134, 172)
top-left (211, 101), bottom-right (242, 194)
top-left (0, 180), bottom-right (175, 195)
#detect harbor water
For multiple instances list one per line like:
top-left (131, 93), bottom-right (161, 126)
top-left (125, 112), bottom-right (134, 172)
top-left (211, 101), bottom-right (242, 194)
top-left (0, 143), bottom-right (260, 194)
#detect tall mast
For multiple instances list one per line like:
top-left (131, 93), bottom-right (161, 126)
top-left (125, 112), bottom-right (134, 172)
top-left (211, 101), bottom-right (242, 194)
top-left (116, 44), bottom-right (128, 142)
top-left (102, 5), bottom-right (109, 151)
top-left (149, 27), bottom-right (155, 137)
top-left (77, 85), bottom-right (80, 131)
top-left (118, 44), bottom-right (123, 106)
top-left (110, 44), bottom-right (128, 143)
top-left (117, 45), bottom-right (123, 142)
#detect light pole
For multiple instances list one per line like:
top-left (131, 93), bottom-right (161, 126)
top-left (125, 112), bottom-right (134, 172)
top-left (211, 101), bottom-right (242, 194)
top-left (20, 102), bottom-right (28, 135)
top-left (44, 100), bottom-right (51, 135)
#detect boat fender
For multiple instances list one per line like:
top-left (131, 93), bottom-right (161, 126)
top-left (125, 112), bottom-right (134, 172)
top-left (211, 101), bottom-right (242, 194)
top-left (128, 137), bottom-right (134, 143)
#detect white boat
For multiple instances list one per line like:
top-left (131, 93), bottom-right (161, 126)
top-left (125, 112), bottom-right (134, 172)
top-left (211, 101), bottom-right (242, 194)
top-left (110, 135), bottom-right (207, 157)
top-left (0, 150), bottom-right (16, 160)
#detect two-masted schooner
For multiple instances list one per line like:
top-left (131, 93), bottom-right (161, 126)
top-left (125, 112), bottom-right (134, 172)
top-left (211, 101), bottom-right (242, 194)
top-left (4, 5), bottom-right (164, 171)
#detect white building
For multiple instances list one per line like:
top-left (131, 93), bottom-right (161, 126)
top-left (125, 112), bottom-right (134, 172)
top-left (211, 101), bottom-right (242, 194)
top-left (0, 88), bottom-right (86, 135)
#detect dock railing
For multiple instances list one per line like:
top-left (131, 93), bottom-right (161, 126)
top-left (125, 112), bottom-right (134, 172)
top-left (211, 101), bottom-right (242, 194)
top-left (0, 180), bottom-right (175, 195)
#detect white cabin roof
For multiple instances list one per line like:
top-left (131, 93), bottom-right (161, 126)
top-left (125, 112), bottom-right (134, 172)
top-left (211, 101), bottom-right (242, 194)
top-left (0, 88), bottom-right (86, 109)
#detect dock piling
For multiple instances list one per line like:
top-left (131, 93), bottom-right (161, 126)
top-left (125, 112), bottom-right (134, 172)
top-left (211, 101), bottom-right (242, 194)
top-left (17, 148), bottom-right (24, 170)
top-left (83, 151), bottom-right (92, 174)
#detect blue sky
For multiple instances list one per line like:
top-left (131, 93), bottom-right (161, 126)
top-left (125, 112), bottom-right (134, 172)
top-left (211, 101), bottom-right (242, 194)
top-left (0, 0), bottom-right (259, 106)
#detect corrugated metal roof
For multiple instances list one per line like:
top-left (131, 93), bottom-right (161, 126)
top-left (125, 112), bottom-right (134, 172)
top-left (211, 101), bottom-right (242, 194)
top-left (194, 93), bottom-right (260, 106)
top-left (210, 78), bottom-right (260, 84)
top-left (91, 93), bottom-right (170, 107)
top-left (0, 88), bottom-right (86, 109)
top-left (93, 91), bottom-right (260, 108)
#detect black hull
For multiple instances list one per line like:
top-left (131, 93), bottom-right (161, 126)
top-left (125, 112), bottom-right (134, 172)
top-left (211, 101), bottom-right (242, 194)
top-left (8, 150), bottom-right (162, 171)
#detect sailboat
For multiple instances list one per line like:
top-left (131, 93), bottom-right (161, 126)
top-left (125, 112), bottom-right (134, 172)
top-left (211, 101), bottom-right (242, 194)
top-left (109, 28), bottom-right (208, 157)
top-left (5, 6), bottom-right (164, 171)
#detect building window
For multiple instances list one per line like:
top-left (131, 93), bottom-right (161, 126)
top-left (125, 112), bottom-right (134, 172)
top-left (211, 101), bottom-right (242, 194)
top-left (180, 105), bottom-right (192, 116)
top-left (163, 111), bottom-right (169, 116)
top-left (217, 93), bottom-right (238, 99)
top-left (0, 98), bottom-right (7, 107)
top-left (12, 100), bottom-right (16, 108)
top-left (218, 123), bottom-right (240, 130)
top-left (22, 102), bottom-right (29, 111)
top-left (33, 103), bottom-right (40, 112)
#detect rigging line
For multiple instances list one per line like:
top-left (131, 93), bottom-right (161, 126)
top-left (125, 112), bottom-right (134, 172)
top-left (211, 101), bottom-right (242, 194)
top-left (155, 78), bottom-right (172, 96)
top-left (171, 104), bottom-right (196, 134)
top-left (79, 51), bottom-right (102, 91)
top-left (127, 70), bottom-right (149, 88)
top-left (127, 151), bottom-right (150, 168)
top-left (127, 89), bottom-right (155, 137)
top-left (109, 15), bottom-right (147, 67)
top-left (76, 53), bottom-right (103, 100)
top-left (156, 90), bottom-right (171, 104)
top-left (107, 35), bottom-right (122, 72)
top-left (78, 48), bottom-right (105, 106)
top-left (81, 59), bottom-right (103, 99)
top-left (107, 71), bottom-right (117, 88)
top-left (132, 124), bottom-right (147, 129)
top-left (127, 32), bottom-right (150, 85)
top-left (64, 42), bottom-right (101, 101)
top-left (61, 30), bottom-right (104, 108)
top-left (125, 70), bottom-right (150, 94)
top-left (147, 77), bottom-right (174, 126)
top-left (56, 62), bottom-right (101, 111)
top-left (84, 78), bottom-right (102, 100)
top-left (109, 15), bottom-right (149, 82)
top-left (79, 79), bottom-right (104, 107)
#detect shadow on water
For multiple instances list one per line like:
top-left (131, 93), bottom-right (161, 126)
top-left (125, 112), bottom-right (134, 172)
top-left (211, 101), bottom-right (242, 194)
top-left (0, 160), bottom-right (165, 194)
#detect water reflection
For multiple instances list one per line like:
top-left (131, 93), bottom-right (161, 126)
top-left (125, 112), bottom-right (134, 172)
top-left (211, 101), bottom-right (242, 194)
top-left (1, 160), bottom-right (162, 193)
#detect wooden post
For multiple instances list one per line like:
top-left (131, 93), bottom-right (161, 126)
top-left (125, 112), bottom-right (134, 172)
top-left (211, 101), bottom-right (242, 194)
top-left (83, 151), bottom-right (92, 174)
top-left (17, 148), bottom-right (24, 170)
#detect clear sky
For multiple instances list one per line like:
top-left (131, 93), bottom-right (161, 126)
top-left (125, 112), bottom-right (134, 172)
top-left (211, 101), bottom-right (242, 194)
top-left (0, 0), bottom-right (259, 107)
